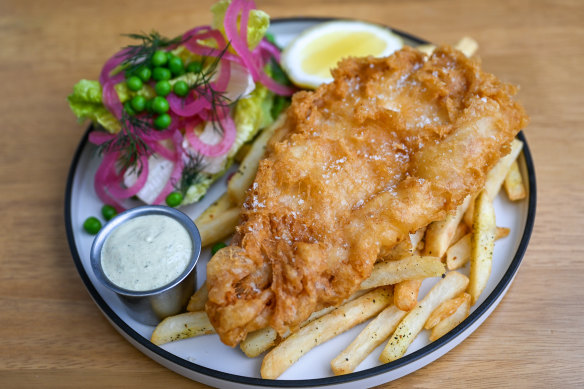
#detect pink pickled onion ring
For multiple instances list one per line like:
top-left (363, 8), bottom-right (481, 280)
top-left (152, 131), bottom-right (185, 205)
top-left (88, 131), bottom-right (115, 145)
top-left (185, 111), bottom-right (236, 157)
top-left (93, 151), bottom-right (146, 211)
top-left (213, 59), bottom-right (231, 92)
top-left (258, 38), bottom-right (281, 63)
top-left (183, 25), bottom-right (213, 42)
top-left (224, 0), bottom-right (295, 96)
top-left (257, 72), bottom-right (295, 96)
top-left (99, 48), bottom-right (131, 85)
top-left (239, 0), bottom-right (255, 45)
top-left (141, 127), bottom-right (175, 142)
top-left (168, 92), bottom-right (211, 117)
top-left (183, 29), bottom-right (243, 65)
top-left (102, 79), bottom-right (124, 120)
top-left (105, 154), bottom-right (149, 199)
top-left (94, 152), bottom-right (123, 209)
top-left (182, 28), bottom-right (233, 93)
top-left (224, 0), bottom-right (260, 80)
top-left (149, 142), bottom-right (176, 161)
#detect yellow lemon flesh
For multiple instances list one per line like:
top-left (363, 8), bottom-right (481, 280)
top-left (281, 21), bottom-right (404, 89)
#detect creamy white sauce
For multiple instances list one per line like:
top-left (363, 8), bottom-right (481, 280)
top-left (101, 215), bottom-right (192, 291)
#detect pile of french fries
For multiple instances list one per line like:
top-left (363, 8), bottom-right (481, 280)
top-left (151, 38), bottom-right (528, 379)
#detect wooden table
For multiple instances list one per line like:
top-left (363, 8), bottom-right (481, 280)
top-left (1, 0), bottom-right (582, 387)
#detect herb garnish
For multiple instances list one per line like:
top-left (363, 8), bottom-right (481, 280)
top-left (177, 152), bottom-right (206, 195)
top-left (120, 31), bottom-right (184, 74)
top-left (187, 43), bottom-right (237, 135)
top-left (98, 111), bottom-right (154, 174)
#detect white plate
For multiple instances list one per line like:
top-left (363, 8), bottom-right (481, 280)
top-left (65, 18), bottom-right (536, 389)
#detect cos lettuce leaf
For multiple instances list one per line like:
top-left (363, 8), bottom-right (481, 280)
top-left (211, 0), bottom-right (269, 50)
top-left (67, 80), bottom-right (120, 133)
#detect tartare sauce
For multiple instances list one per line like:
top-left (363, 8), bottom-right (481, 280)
top-left (101, 214), bottom-right (193, 291)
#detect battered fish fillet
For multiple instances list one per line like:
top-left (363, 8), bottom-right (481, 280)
top-left (206, 46), bottom-right (528, 346)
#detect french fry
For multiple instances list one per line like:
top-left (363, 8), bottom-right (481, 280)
top-left (411, 227), bottom-right (427, 252)
top-left (240, 290), bottom-right (368, 358)
top-left (446, 233), bottom-right (471, 271)
top-left (464, 139), bottom-right (523, 226)
top-left (468, 191), bottom-right (496, 304)
top-left (504, 159), bottom-right (527, 201)
top-left (228, 113), bottom-right (287, 205)
top-left (417, 37), bottom-right (478, 58)
top-left (151, 311), bottom-right (215, 346)
top-left (496, 226), bottom-right (510, 239)
top-left (424, 196), bottom-right (471, 258)
top-left (331, 305), bottom-right (406, 375)
top-left (454, 36), bottom-right (479, 57)
top-left (240, 307), bottom-right (334, 358)
top-left (196, 207), bottom-right (240, 247)
top-left (380, 227), bottom-right (426, 260)
top-left (429, 293), bottom-right (471, 341)
top-left (186, 282), bottom-right (208, 312)
top-left (446, 227), bottom-right (510, 271)
top-left (360, 256), bottom-right (445, 290)
top-left (234, 142), bottom-right (252, 163)
top-left (194, 193), bottom-right (233, 225)
top-left (424, 292), bottom-right (469, 330)
top-left (240, 327), bottom-right (278, 358)
top-left (379, 271), bottom-right (469, 363)
top-left (451, 222), bottom-right (469, 247)
top-left (394, 279), bottom-right (422, 311)
top-left (417, 44), bottom-right (436, 56)
top-left (261, 287), bottom-right (393, 379)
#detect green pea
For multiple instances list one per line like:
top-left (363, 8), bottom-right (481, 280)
top-left (165, 191), bottom-right (183, 207)
top-left (124, 101), bottom-right (136, 116)
top-left (152, 67), bottom-right (171, 81)
top-left (155, 80), bottom-right (172, 96)
top-left (135, 66), bottom-right (152, 82)
top-left (101, 205), bottom-right (117, 221)
top-left (152, 50), bottom-right (168, 67)
top-left (151, 96), bottom-right (169, 114)
top-left (186, 61), bottom-right (203, 73)
top-left (173, 80), bottom-right (189, 97)
top-left (130, 95), bottom-right (147, 112)
top-left (211, 242), bottom-right (227, 255)
top-left (126, 76), bottom-right (143, 91)
top-left (154, 113), bottom-right (172, 129)
top-left (83, 216), bottom-right (102, 235)
top-left (168, 56), bottom-right (184, 76)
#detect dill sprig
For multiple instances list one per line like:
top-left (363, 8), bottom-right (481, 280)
top-left (177, 152), bottom-right (206, 195)
top-left (187, 43), bottom-right (237, 135)
top-left (120, 31), bottom-right (184, 74)
top-left (98, 112), bottom-right (154, 174)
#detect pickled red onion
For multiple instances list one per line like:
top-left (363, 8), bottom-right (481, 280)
top-left (106, 154), bottom-right (149, 199)
top-left (168, 92), bottom-right (210, 117)
top-left (183, 29), bottom-right (243, 65)
top-left (99, 48), bottom-right (131, 85)
top-left (224, 0), bottom-right (294, 96)
top-left (93, 152), bottom-right (148, 211)
top-left (88, 131), bottom-right (115, 145)
top-left (185, 111), bottom-right (236, 157)
top-left (102, 78), bottom-right (124, 120)
top-left (258, 38), bottom-right (281, 63)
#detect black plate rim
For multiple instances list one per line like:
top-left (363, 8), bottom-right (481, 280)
top-left (64, 17), bottom-right (537, 388)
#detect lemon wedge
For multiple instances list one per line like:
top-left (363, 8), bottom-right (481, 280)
top-left (281, 20), bottom-right (403, 89)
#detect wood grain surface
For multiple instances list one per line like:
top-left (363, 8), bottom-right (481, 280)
top-left (1, 0), bottom-right (583, 387)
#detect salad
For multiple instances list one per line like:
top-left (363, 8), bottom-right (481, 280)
top-left (68, 0), bottom-right (293, 215)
